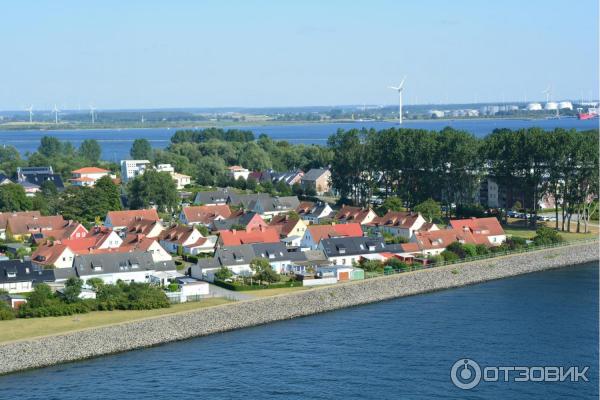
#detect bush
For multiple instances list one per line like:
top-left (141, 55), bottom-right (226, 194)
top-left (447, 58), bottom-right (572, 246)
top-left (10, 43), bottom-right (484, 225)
top-left (505, 236), bottom-right (528, 250)
top-left (213, 279), bottom-right (303, 291)
top-left (441, 250), bottom-right (460, 262)
top-left (475, 244), bottom-right (489, 256)
top-left (533, 227), bottom-right (563, 246)
top-left (446, 242), bottom-right (466, 259)
top-left (462, 243), bottom-right (477, 258)
top-left (360, 259), bottom-right (384, 273)
top-left (0, 302), bottom-right (15, 320)
top-left (385, 257), bottom-right (410, 271)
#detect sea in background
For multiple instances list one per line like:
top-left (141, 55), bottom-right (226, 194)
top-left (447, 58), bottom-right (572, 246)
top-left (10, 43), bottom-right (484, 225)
top-left (0, 118), bottom-right (597, 162)
top-left (0, 262), bottom-right (597, 399)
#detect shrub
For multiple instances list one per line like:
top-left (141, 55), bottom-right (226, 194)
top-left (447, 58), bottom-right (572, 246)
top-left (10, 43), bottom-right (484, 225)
top-left (475, 244), bottom-right (489, 256)
top-left (506, 236), bottom-right (528, 250)
top-left (385, 257), bottom-right (409, 271)
top-left (0, 302), bottom-right (15, 320)
top-left (441, 250), bottom-right (460, 262)
top-left (446, 242), bottom-right (466, 259)
top-left (214, 266), bottom-right (233, 281)
top-left (462, 243), bottom-right (477, 258)
top-left (533, 227), bottom-right (563, 246)
top-left (360, 259), bottom-right (384, 273)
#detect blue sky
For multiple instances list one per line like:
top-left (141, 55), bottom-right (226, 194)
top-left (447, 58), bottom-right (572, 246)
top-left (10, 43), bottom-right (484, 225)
top-left (1, 0), bottom-right (598, 110)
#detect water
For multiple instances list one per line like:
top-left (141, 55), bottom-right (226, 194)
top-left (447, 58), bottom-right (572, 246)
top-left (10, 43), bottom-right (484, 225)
top-left (1, 262), bottom-right (597, 399)
top-left (0, 118), bottom-right (596, 161)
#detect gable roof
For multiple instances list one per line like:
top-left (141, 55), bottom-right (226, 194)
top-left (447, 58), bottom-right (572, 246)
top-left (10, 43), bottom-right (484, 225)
top-left (218, 226), bottom-right (280, 246)
top-left (368, 211), bottom-right (422, 229)
top-left (31, 242), bottom-right (72, 266)
top-left (268, 215), bottom-right (303, 237)
top-left (320, 236), bottom-right (387, 258)
top-left (334, 205), bottom-right (375, 224)
top-left (124, 218), bottom-right (163, 238)
top-left (7, 215), bottom-right (67, 236)
top-left (449, 217), bottom-right (505, 237)
top-left (194, 189), bottom-right (234, 205)
top-left (182, 205), bottom-right (232, 225)
top-left (212, 211), bottom-right (266, 231)
top-left (159, 225), bottom-right (206, 246)
top-left (106, 209), bottom-right (160, 228)
top-left (72, 167), bottom-right (110, 174)
top-left (74, 252), bottom-right (174, 276)
top-left (302, 168), bottom-right (329, 181)
top-left (306, 223), bottom-right (363, 244)
top-left (0, 211), bottom-right (41, 230)
top-left (410, 228), bottom-right (478, 251)
top-left (0, 260), bottom-right (55, 284)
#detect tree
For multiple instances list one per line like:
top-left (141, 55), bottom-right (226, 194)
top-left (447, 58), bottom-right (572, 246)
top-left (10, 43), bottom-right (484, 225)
top-left (512, 201), bottom-right (523, 211)
top-left (246, 176), bottom-right (258, 191)
top-left (86, 278), bottom-right (105, 291)
top-left (440, 250), bottom-right (459, 262)
top-left (94, 175), bottom-right (122, 213)
top-left (130, 138), bottom-right (153, 160)
top-left (378, 196), bottom-right (403, 215)
top-left (533, 226), bottom-right (563, 246)
top-left (27, 283), bottom-right (54, 308)
top-left (214, 266), bottom-right (233, 281)
top-left (414, 198), bottom-right (442, 223)
top-left (0, 183), bottom-right (32, 212)
top-left (250, 258), bottom-right (280, 284)
top-left (359, 259), bottom-right (384, 273)
top-left (445, 242), bottom-right (467, 259)
top-left (128, 170), bottom-right (178, 212)
top-left (39, 136), bottom-right (62, 158)
top-left (79, 139), bottom-right (102, 163)
top-left (63, 277), bottom-right (83, 303)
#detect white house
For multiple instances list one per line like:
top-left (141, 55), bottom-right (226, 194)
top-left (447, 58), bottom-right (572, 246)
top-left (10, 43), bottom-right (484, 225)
top-left (227, 165), bottom-right (250, 180)
top-left (120, 160), bottom-right (151, 182)
top-left (367, 211), bottom-right (427, 238)
top-left (171, 172), bottom-right (192, 189)
top-left (74, 253), bottom-right (176, 285)
top-left (69, 167), bottom-right (111, 187)
top-left (159, 225), bottom-right (217, 255)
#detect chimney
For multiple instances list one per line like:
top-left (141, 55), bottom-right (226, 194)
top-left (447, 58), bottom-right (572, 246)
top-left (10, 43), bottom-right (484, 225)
top-left (232, 229), bottom-right (237, 235)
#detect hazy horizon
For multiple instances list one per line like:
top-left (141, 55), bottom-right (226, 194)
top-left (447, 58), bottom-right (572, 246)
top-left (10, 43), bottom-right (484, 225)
top-left (1, 1), bottom-right (598, 110)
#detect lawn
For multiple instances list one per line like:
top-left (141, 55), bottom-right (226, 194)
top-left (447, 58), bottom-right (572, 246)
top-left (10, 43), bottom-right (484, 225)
top-left (503, 219), bottom-right (597, 242)
top-left (0, 297), bottom-right (231, 344)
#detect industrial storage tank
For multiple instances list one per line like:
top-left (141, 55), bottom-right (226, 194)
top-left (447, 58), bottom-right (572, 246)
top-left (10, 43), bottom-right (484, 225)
top-left (558, 101), bottom-right (573, 110)
top-left (526, 102), bottom-right (543, 111)
top-left (544, 102), bottom-right (559, 110)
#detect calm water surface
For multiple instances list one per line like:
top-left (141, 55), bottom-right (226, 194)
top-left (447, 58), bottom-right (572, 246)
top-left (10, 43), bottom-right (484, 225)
top-left (0, 262), bottom-right (597, 399)
top-left (0, 118), bottom-right (597, 161)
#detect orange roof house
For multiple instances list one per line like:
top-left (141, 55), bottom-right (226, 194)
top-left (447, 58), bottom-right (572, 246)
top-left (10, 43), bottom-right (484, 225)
top-left (105, 209), bottom-right (160, 230)
top-left (449, 217), bottom-right (506, 246)
top-left (218, 226), bottom-right (280, 246)
top-left (180, 205), bottom-right (232, 226)
top-left (300, 222), bottom-right (363, 249)
top-left (334, 205), bottom-right (377, 225)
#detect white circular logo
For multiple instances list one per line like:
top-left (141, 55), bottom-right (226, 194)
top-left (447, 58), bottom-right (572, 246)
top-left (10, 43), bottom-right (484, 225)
top-left (451, 358), bottom-right (482, 390)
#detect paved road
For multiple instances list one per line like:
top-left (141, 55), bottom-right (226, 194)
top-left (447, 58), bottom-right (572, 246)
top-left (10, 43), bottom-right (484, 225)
top-left (208, 284), bottom-right (255, 301)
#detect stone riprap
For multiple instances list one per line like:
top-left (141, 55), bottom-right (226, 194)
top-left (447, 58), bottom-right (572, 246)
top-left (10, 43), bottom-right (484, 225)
top-left (0, 242), bottom-right (598, 375)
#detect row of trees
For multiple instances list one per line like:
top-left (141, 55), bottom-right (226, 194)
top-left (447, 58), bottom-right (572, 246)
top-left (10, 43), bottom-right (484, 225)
top-left (328, 127), bottom-right (599, 232)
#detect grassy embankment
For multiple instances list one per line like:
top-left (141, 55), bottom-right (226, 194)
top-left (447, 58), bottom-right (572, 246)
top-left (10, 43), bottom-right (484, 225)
top-left (0, 298), bottom-right (230, 344)
top-left (503, 219), bottom-right (598, 241)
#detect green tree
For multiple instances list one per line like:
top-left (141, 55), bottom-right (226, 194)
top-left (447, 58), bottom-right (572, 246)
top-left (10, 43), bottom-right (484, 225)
top-left (214, 266), bottom-right (233, 281)
top-left (130, 138), bottom-right (153, 160)
top-left (63, 277), bottom-right (83, 303)
top-left (79, 139), bottom-right (102, 163)
top-left (94, 175), bottom-right (122, 213)
top-left (27, 283), bottom-right (54, 308)
top-left (378, 196), bottom-right (403, 215)
top-left (39, 136), bottom-right (62, 158)
top-left (0, 183), bottom-right (32, 212)
top-left (250, 258), bottom-right (280, 284)
top-left (128, 170), bottom-right (178, 212)
top-left (86, 278), bottom-right (105, 291)
top-left (414, 198), bottom-right (442, 223)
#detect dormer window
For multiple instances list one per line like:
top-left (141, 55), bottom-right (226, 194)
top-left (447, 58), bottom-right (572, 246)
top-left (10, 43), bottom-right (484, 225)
top-left (6, 271), bottom-right (16, 278)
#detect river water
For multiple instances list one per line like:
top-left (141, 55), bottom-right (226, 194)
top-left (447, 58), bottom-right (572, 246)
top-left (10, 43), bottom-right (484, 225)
top-left (0, 118), bottom-right (597, 161)
top-left (0, 262), bottom-right (597, 399)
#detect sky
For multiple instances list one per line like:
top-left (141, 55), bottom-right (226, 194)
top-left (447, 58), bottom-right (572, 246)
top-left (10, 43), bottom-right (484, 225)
top-left (0, 0), bottom-right (598, 110)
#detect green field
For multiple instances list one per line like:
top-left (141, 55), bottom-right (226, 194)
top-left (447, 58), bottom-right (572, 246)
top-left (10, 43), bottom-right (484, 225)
top-left (0, 298), bottom-right (231, 344)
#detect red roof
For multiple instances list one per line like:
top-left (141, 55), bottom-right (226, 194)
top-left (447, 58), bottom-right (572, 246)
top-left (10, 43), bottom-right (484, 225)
top-left (409, 228), bottom-right (478, 251)
top-left (368, 211), bottom-right (422, 229)
top-left (31, 242), bottom-right (71, 266)
top-left (306, 223), bottom-right (363, 244)
top-left (69, 176), bottom-right (96, 182)
top-left (268, 215), bottom-right (302, 237)
top-left (334, 205), bottom-right (375, 224)
top-left (72, 167), bottom-right (110, 174)
top-left (449, 217), bottom-right (505, 237)
top-left (107, 209), bottom-right (160, 227)
top-left (182, 205), bottom-right (232, 224)
top-left (218, 227), bottom-right (280, 246)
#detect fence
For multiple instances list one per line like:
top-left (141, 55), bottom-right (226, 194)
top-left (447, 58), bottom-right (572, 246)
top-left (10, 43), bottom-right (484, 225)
top-left (363, 237), bottom-right (598, 280)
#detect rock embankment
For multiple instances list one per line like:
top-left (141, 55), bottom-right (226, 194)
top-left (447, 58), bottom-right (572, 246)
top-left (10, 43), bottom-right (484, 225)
top-left (0, 242), bottom-right (598, 375)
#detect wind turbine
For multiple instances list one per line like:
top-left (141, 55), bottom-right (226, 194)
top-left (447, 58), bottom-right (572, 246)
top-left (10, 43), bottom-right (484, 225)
top-left (389, 76), bottom-right (407, 124)
top-left (53, 104), bottom-right (60, 124)
top-left (26, 106), bottom-right (33, 123)
top-left (89, 105), bottom-right (96, 124)
top-left (542, 85), bottom-right (552, 103)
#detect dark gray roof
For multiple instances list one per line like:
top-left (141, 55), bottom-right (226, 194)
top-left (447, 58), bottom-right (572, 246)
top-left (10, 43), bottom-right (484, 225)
top-left (243, 195), bottom-right (300, 213)
top-left (74, 252), bottom-right (175, 276)
top-left (320, 237), bottom-right (387, 258)
top-left (0, 260), bottom-right (55, 284)
top-left (302, 168), bottom-right (329, 181)
top-left (194, 188), bottom-right (234, 205)
top-left (199, 242), bottom-right (304, 269)
top-left (20, 174), bottom-right (64, 190)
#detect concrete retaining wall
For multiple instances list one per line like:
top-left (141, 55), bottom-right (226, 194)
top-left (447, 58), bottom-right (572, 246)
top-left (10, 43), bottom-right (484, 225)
top-left (0, 242), bottom-right (598, 375)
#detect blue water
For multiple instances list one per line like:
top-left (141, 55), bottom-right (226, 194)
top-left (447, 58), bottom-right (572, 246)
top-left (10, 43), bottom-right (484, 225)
top-left (1, 262), bottom-right (597, 399)
top-left (0, 118), bottom-right (597, 161)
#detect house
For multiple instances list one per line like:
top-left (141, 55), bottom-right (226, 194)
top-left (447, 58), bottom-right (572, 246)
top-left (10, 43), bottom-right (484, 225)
top-left (31, 242), bottom-right (76, 269)
top-left (6, 215), bottom-right (68, 241)
top-left (15, 166), bottom-right (64, 194)
top-left (449, 217), bottom-right (506, 246)
top-left (156, 164), bottom-right (175, 173)
top-left (334, 205), bottom-right (377, 226)
top-left (74, 252), bottom-right (176, 284)
top-left (194, 189), bottom-right (234, 205)
top-left (123, 218), bottom-right (164, 239)
top-left (0, 293), bottom-right (28, 309)
top-left (0, 173), bottom-right (12, 186)
top-left (120, 160), bottom-right (151, 182)
top-left (180, 205), bottom-right (232, 226)
top-left (159, 225), bottom-right (217, 255)
top-left (319, 236), bottom-right (389, 266)
top-left (249, 242), bottom-right (305, 274)
top-left (0, 211), bottom-right (41, 239)
top-left (120, 234), bottom-right (173, 262)
top-left (171, 172), bottom-right (192, 189)
top-left (212, 211), bottom-right (266, 231)
top-left (230, 194), bottom-right (300, 220)
top-left (105, 209), bottom-right (160, 231)
top-left (301, 168), bottom-right (331, 195)
top-left (218, 226), bottom-right (281, 247)
top-left (70, 227), bottom-right (123, 250)
top-left (0, 260), bottom-right (55, 293)
top-left (69, 167), bottom-right (110, 187)
top-left (30, 220), bottom-right (88, 244)
top-left (176, 277), bottom-right (210, 301)
top-left (272, 169), bottom-right (304, 186)
top-left (227, 165), bottom-right (250, 180)
top-left (268, 215), bottom-right (307, 247)
top-left (192, 244), bottom-right (255, 282)
top-left (367, 211), bottom-right (427, 238)
top-left (406, 228), bottom-right (478, 257)
top-left (296, 201), bottom-right (334, 224)
top-left (300, 223), bottom-right (364, 250)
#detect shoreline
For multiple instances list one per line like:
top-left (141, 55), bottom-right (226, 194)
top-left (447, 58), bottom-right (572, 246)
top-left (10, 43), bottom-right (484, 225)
top-left (0, 241), bottom-right (598, 375)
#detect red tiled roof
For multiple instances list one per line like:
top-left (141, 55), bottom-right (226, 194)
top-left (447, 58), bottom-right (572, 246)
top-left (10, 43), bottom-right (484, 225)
top-left (296, 201), bottom-right (315, 214)
top-left (124, 218), bottom-right (163, 237)
top-left (69, 176), bottom-right (96, 182)
top-left (410, 228), bottom-right (477, 251)
top-left (31, 242), bottom-right (70, 265)
top-left (107, 209), bottom-right (160, 227)
top-left (218, 227), bottom-right (280, 246)
top-left (72, 167), bottom-right (109, 174)
top-left (449, 217), bottom-right (505, 237)
top-left (182, 205), bottom-right (232, 224)
top-left (0, 211), bottom-right (41, 230)
top-left (334, 205), bottom-right (374, 224)
top-left (269, 215), bottom-right (302, 237)
top-left (159, 225), bottom-right (206, 246)
top-left (306, 223), bottom-right (363, 244)
top-left (7, 215), bottom-right (66, 236)
top-left (368, 211), bottom-right (421, 229)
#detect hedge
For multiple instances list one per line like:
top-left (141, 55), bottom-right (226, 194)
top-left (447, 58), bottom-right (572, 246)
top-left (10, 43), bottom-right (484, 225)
top-left (214, 279), bottom-right (303, 291)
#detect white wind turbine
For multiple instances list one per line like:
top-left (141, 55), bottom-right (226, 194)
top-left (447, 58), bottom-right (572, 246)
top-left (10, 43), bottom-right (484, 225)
top-left (542, 85), bottom-right (552, 103)
top-left (89, 105), bottom-right (96, 124)
top-left (53, 104), bottom-right (60, 124)
top-left (26, 105), bottom-right (33, 123)
top-left (389, 76), bottom-right (407, 124)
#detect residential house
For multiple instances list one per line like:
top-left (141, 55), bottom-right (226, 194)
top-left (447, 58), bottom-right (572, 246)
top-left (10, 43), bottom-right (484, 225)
top-left (192, 244), bottom-right (255, 282)
top-left (74, 252), bottom-right (176, 284)
top-left (193, 189), bottom-right (234, 205)
top-left (171, 172), bottom-right (192, 189)
top-left (212, 211), bottom-right (266, 231)
top-left (449, 217), bottom-right (506, 246)
top-left (180, 205), bottom-right (232, 226)
top-left (300, 223), bottom-right (364, 250)
top-left (268, 215), bottom-right (307, 247)
top-left (123, 218), bottom-right (164, 239)
top-left (69, 167), bottom-right (110, 187)
top-left (334, 205), bottom-right (377, 226)
top-left (296, 201), bottom-right (334, 224)
top-left (31, 242), bottom-right (76, 269)
top-left (159, 225), bottom-right (217, 255)
top-left (120, 234), bottom-right (173, 262)
top-left (0, 211), bottom-right (41, 239)
top-left (319, 236), bottom-right (390, 266)
top-left (405, 228), bottom-right (478, 257)
top-left (104, 209), bottom-right (160, 231)
top-left (272, 169), bottom-right (304, 186)
top-left (367, 211), bottom-right (427, 238)
top-left (30, 220), bottom-right (88, 244)
top-left (301, 168), bottom-right (331, 195)
top-left (120, 160), bottom-right (151, 182)
top-left (6, 215), bottom-right (68, 241)
top-left (249, 242), bottom-right (306, 274)
top-left (233, 194), bottom-right (300, 220)
top-left (217, 226), bottom-right (280, 247)
top-left (15, 166), bottom-right (64, 195)
top-left (227, 165), bottom-right (250, 180)
top-left (0, 260), bottom-right (55, 293)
